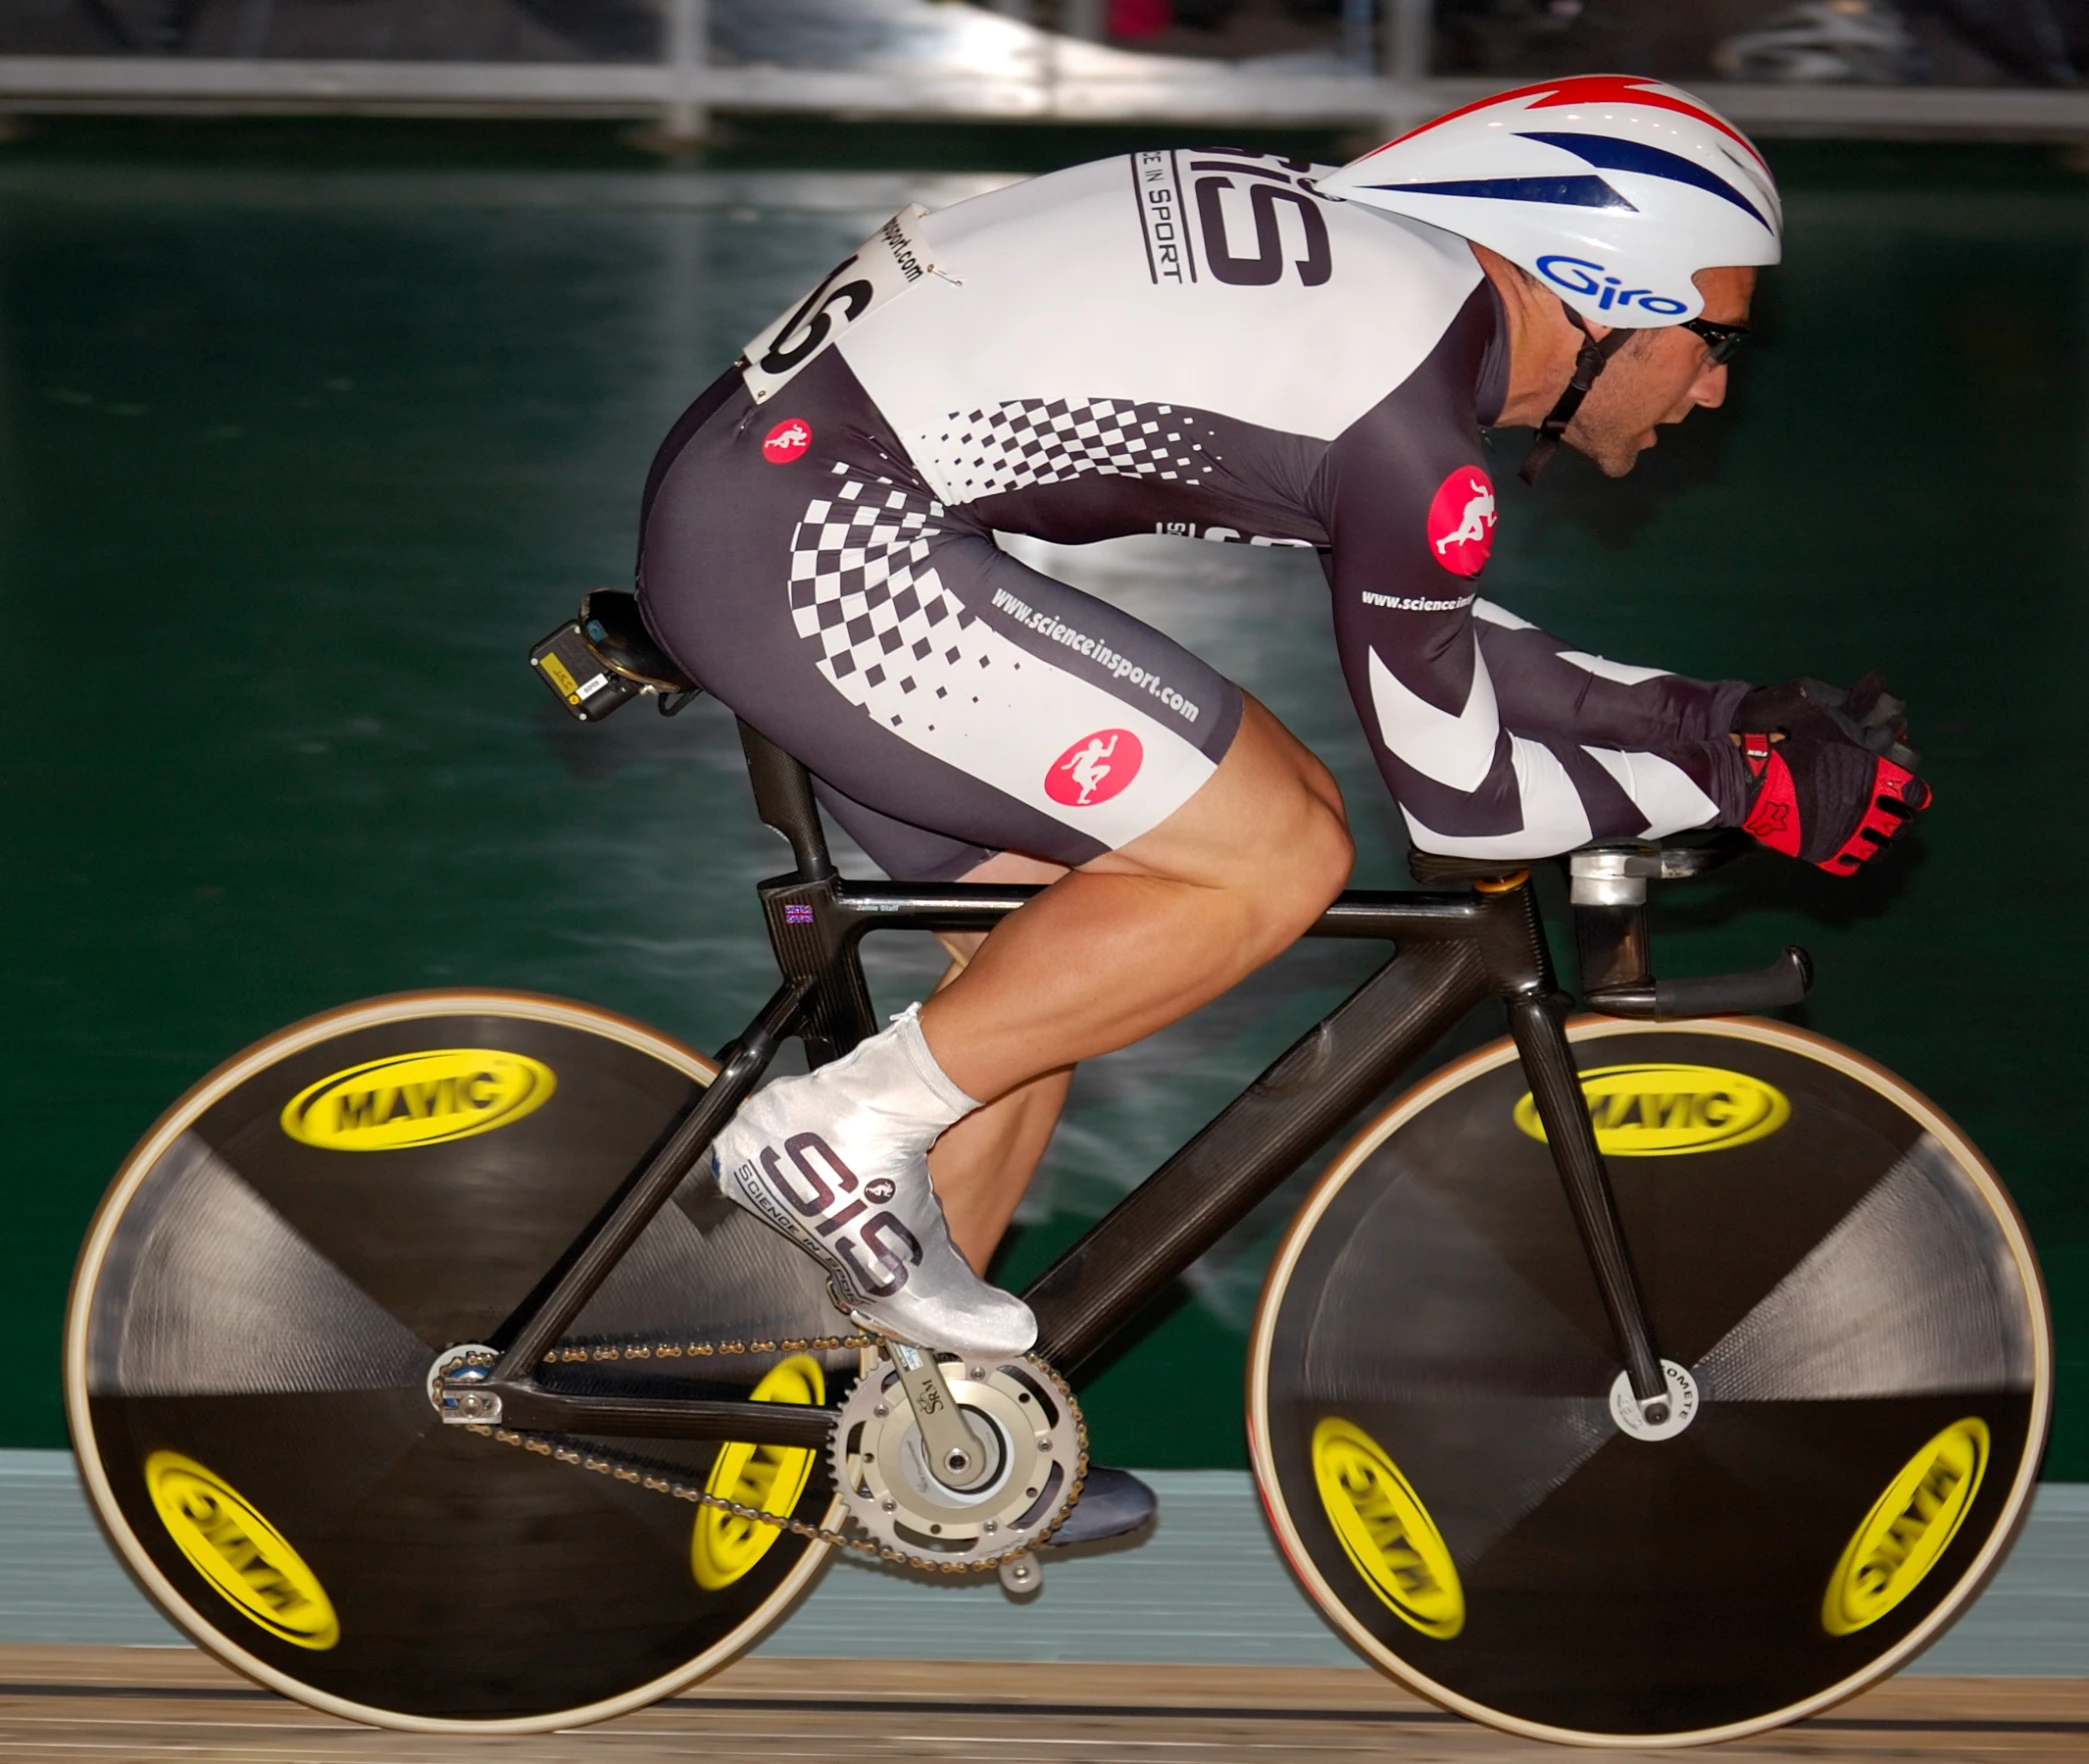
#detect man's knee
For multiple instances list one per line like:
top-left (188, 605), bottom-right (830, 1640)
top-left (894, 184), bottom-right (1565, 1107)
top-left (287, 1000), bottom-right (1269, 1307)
top-left (1255, 776), bottom-right (1353, 932)
top-left (1230, 703), bottom-right (1352, 882)
top-left (1100, 699), bottom-right (1351, 934)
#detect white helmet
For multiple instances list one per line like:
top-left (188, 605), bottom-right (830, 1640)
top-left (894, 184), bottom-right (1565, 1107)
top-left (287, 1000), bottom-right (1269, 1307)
top-left (1318, 75), bottom-right (1781, 327)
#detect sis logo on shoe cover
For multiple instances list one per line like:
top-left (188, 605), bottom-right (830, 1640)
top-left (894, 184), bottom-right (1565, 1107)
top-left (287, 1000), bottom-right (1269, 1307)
top-left (761, 418), bottom-right (814, 464)
top-left (1425, 468), bottom-right (1496, 578)
top-left (1046, 729), bottom-right (1143, 807)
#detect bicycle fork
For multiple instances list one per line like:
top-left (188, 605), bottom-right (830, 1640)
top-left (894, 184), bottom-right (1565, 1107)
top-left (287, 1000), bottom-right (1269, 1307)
top-left (1473, 872), bottom-right (1674, 1426)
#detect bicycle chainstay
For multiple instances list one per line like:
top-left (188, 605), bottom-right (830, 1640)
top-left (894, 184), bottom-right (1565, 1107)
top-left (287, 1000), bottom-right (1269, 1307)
top-left (459, 1334), bottom-right (1088, 1574)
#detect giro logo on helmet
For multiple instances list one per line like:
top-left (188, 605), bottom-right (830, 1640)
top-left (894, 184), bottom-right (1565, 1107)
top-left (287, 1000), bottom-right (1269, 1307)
top-left (1535, 255), bottom-right (1688, 317)
top-left (1315, 74), bottom-right (1781, 334)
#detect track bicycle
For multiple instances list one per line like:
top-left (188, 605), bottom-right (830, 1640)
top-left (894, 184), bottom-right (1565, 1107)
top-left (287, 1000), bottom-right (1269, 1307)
top-left (66, 592), bottom-right (2050, 1745)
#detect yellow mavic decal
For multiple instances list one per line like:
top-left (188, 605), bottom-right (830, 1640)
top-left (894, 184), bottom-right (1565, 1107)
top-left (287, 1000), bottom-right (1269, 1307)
top-left (281, 1049), bottom-right (556, 1152)
top-left (1311, 1416), bottom-right (1464, 1640)
top-left (145, 1451), bottom-right (340, 1650)
top-left (692, 1355), bottom-right (826, 1591)
top-left (1514, 1063), bottom-right (1789, 1156)
top-left (1823, 1418), bottom-right (1988, 1636)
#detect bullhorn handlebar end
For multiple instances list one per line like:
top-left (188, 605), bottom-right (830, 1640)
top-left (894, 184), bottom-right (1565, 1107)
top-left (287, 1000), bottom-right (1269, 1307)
top-left (1585, 945), bottom-right (1813, 1022)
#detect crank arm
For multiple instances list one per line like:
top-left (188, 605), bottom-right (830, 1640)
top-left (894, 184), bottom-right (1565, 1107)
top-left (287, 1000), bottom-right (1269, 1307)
top-left (886, 1342), bottom-right (995, 1490)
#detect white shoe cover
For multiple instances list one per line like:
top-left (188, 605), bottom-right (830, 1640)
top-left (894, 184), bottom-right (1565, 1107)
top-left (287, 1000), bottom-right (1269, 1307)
top-left (709, 1007), bottom-right (1038, 1357)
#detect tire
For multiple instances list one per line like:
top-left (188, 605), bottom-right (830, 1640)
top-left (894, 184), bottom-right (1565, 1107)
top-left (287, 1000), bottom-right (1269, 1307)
top-left (1248, 1016), bottom-right (2050, 1748)
top-left (66, 990), bottom-right (852, 1732)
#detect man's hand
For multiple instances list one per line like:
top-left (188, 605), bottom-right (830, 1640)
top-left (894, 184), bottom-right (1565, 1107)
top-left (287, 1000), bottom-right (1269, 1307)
top-left (1733, 675), bottom-right (1929, 876)
top-left (1735, 673), bottom-right (1916, 767)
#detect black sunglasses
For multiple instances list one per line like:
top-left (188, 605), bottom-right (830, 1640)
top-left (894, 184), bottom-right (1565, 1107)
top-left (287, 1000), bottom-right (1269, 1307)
top-left (1680, 316), bottom-right (1749, 366)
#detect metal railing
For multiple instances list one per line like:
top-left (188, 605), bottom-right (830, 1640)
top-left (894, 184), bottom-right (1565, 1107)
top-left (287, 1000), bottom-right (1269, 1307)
top-left (4, 0), bottom-right (2088, 140)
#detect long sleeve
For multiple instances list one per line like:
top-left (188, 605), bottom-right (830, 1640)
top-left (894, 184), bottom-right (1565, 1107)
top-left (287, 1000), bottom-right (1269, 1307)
top-left (1320, 311), bottom-right (1750, 860)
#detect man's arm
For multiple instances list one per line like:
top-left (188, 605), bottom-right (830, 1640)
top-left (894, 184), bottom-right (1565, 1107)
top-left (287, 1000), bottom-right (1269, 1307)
top-left (1335, 588), bottom-right (1751, 859)
top-left (1318, 311), bottom-right (1752, 860)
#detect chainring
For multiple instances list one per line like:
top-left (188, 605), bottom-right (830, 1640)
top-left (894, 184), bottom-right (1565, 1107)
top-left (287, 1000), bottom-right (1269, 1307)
top-left (829, 1350), bottom-right (1085, 1568)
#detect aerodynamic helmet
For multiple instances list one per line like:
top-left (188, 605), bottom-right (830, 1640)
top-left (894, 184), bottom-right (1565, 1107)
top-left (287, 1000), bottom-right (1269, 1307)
top-left (1318, 75), bottom-right (1782, 327)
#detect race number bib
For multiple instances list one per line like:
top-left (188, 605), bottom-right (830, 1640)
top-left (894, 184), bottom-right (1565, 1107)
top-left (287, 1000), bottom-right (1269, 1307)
top-left (739, 206), bottom-right (935, 404)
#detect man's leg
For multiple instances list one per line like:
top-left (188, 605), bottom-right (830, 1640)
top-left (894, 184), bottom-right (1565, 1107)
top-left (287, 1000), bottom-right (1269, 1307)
top-left (710, 693), bottom-right (1347, 1351)
top-left (917, 847), bottom-right (1075, 1270)
top-left (919, 694), bottom-right (1351, 1116)
top-left (922, 707), bottom-right (1348, 1266)
top-left (932, 1064), bottom-right (1074, 1270)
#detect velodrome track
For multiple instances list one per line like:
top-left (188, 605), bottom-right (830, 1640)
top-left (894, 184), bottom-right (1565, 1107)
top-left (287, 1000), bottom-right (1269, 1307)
top-left (0, 1651), bottom-right (2081, 1762)
top-left (7, 1465), bottom-right (2084, 1760)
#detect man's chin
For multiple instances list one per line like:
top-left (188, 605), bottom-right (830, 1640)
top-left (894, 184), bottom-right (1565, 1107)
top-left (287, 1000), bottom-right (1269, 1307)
top-left (1566, 435), bottom-right (1643, 479)
top-left (1570, 436), bottom-right (1654, 472)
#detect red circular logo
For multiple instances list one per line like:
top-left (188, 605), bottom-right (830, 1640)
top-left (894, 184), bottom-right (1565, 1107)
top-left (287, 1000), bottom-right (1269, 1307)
top-left (761, 418), bottom-right (813, 465)
top-left (1044, 729), bottom-right (1142, 808)
top-left (1424, 466), bottom-right (1497, 578)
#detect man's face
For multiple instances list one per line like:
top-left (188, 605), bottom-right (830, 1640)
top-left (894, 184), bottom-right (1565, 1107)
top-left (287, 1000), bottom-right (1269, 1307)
top-left (1564, 266), bottom-right (1757, 479)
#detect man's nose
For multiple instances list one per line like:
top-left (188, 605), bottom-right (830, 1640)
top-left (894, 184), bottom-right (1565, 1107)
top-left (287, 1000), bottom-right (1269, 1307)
top-left (1692, 362), bottom-right (1730, 411)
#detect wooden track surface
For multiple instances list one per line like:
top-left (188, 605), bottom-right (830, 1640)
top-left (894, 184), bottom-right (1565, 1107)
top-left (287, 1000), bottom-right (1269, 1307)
top-left (0, 1646), bottom-right (2080, 1761)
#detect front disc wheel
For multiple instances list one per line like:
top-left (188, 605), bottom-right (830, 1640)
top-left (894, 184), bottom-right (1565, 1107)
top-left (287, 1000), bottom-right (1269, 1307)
top-left (1249, 1016), bottom-right (2049, 1747)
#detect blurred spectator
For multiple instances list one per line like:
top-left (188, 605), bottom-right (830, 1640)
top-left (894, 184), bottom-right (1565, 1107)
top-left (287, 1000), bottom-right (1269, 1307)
top-left (1714, 0), bottom-right (1920, 82)
top-left (1716, 0), bottom-right (2089, 83)
top-left (1110, 0), bottom-right (1175, 35)
top-left (1923, 0), bottom-right (2084, 82)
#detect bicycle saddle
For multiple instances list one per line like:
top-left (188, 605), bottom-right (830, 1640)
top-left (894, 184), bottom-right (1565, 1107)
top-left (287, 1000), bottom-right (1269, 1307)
top-left (578, 589), bottom-right (696, 693)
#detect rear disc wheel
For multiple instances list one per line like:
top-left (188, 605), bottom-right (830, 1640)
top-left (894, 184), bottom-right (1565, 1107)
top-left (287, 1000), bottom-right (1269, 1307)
top-left (67, 990), bottom-right (852, 1731)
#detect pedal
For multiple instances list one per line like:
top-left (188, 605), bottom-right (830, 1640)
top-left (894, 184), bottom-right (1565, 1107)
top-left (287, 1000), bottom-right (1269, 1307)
top-left (529, 621), bottom-right (643, 723)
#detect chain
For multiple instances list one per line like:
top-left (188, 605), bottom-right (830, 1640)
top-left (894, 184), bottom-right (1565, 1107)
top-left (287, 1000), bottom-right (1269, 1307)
top-left (461, 1334), bottom-right (1086, 1574)
top-left (536, 1333), bottom-right (877, 1365)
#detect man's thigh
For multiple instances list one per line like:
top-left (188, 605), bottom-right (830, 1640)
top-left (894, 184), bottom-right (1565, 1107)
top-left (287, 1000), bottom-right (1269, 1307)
top-left (641, 376), bottom-right (1243, 871)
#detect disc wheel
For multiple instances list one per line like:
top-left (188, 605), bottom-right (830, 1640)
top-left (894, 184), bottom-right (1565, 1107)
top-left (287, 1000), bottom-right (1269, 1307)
top-left (1249, 1017), bottom-right (2050, 1747)
top-left (66, 991), bottom-right (853, 1732)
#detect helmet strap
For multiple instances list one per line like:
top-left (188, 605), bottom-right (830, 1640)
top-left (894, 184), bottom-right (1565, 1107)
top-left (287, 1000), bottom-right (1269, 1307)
top-left (1519, 303), bottom-right (1635, 485)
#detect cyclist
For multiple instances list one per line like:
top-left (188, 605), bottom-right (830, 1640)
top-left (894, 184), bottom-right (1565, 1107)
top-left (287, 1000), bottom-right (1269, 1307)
top-left (635, 77), bottom-right (1924, 1534)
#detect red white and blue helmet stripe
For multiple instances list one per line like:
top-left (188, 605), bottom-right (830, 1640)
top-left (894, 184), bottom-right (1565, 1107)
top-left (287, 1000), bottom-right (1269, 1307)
top-left (1318, 76), bottom-right (1781, 326)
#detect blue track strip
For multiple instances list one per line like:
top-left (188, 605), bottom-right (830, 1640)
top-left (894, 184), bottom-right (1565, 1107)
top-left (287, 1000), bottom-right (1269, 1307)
top-left (8, 1455), bottom-right (2084, 1674)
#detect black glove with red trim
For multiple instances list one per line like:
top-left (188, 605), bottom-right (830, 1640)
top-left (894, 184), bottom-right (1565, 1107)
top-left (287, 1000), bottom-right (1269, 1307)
top-left (1733, 675), bottom-right (1930, 876)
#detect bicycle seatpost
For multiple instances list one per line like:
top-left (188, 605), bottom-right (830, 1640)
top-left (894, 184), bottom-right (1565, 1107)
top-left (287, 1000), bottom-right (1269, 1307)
top-left (739, 720), bottom-right (834, 883)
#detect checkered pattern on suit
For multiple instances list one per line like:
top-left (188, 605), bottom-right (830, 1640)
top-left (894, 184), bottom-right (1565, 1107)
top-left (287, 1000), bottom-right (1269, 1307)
top-left (788, 465), bottom-right (976, 723)
top-left (920, 398), bottom-right (1214, 500)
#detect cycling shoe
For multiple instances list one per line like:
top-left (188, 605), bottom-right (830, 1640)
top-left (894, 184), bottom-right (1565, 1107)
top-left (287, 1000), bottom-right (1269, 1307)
top-left (710, 1007), bottom-right (1037, 1358)
top-left (1046, 1467), bottom-right (1157, 1548)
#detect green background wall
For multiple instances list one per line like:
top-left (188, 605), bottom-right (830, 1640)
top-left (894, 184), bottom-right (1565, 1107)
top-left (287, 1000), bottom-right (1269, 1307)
top-left (5, 123), bottom-right (2083, 1472)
